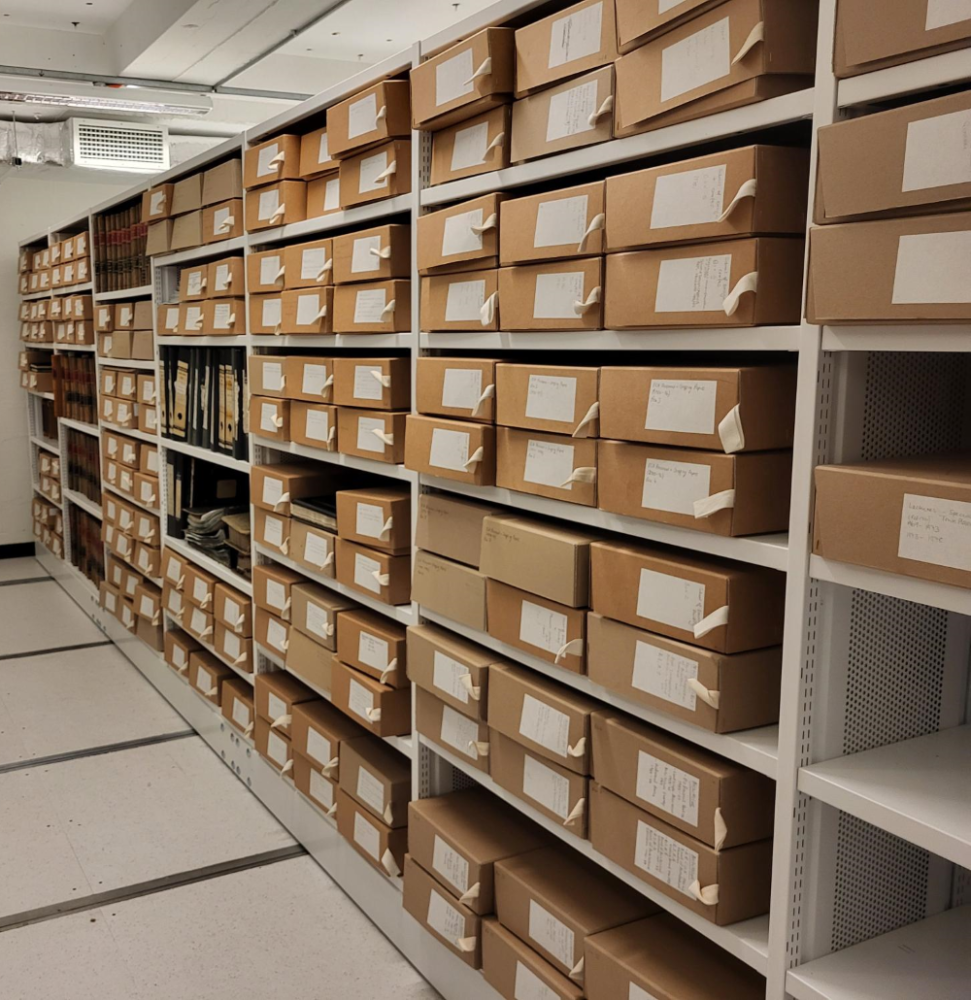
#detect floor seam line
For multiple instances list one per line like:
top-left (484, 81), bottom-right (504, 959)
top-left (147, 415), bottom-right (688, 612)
top-left (0, 730), bottom-right (197, 774)
top-left (0, 640), bottom-right (111, 662)
top-left (0, 577), bottom-right (52, 588)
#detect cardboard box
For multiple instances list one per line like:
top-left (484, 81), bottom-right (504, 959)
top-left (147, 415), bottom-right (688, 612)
top-left (607, 145), bottom-right (809, 251)
top-left (157, 304), bottom-right (180, 336)
top-left (496, 426), bottom-right (598, 507)
top-left (416, 357), bottom-right (497, 423)
top-left (283, 239), bottom-right (334, 289)
top-left (605, 238), bottom-right (804, 329)
top-left (420, 269), bottom-right (501, 332)
top-left (337, 608), bottom-right (406, 686)
top-left (806, 212), bottom-right (971, 323)
top-left (614, 0), bottom-right (817, 137)
top-left (254, 668), bottom-right (318, 733)
top-left (251, 396), bottom-right (289, 442)
top-left (280, 287), bottom-right (333, 335)
top-left (332, 224), bottom-right (410, 285)
top-left (253, 509), bottom-right (292, 557)
top-left (248, 355), bottom-right (288, 398)
top-left (430, 106), bottom-right (511, 187)
top-left (600, 364), bottom-right (796, 453)
top-left (482, 917), bottom-right (583, 1000)
top-left (495, 363), bottom-right (599, 437)
top-left (589, 540), bottom-right (785, 654)
top-left (497, 258), bottom-right (603, 331)
top-left (332, 279), bottom-right (411, 333)
top-left (133, 582), bottom-right (162, 625)
top-left (480, 514), bottom-right (596, 608)
top-left (189, 650), bottom-right (232, 705)
top-left (306, 171), bottom-right (342, 217)
top-left (115, 302), bottom-right (135, 330)
top-left (615, 0), bottom-right (724, 51)
top-left (330, 659), bottom-right (411, 737)
top-left (245, 181), bottom-right (306, 231)
top-left (338, 139), bottom-right (411, 208)
top-left (248, 293), bottom-right (284, 335)
top-left (338, 789), bottom-right (406, 874)
top-left (331, 356), bottom-right (410, 410)
top-left (813, 454), bottom-right (971, 589)
top-left (406, 623), bottom-right (493, 720)
top-left (403, 855), bottom-right (481, 965)
top-left (592, 709), bottom-right (775, 848)
top-left (285, 355), bottom-right (334, 404)
top-left (290, 517), bottom-right (337, 576)
top-left (161, 548), bottom-right (188, 589)
top-left (409, 788), bottom-right (547, 915)
top-left (417, 193), bottom-right (503, 274)
top-left (412, 550), bottom-right (488, 631)
top-left (146, 220), bottom-right (173, 256)
top-left (327, 79), bottom-right (411, 158)
top-left (585, 913), bottom-right (766, 1000)
top-left (515, 0), bottom-right (618, 96)
top-left (293, 752), bottom-right (338, 815)
top-left (214, 624), bottom-right (252, 674)
top-left (131, 330), bottom-right (153, 361)
top-left (411, 27), bottom-right (515, 131)
top-left (139, 406), bottom-right (157, 435)
top-left (214, 583), bottom-right (251, 637)
top-left (183, 602), bottom-right (215, 644)
top-left (251, 462), bottom-right (334, 516)
top-left (202, 158), bottom-right (242, 206)
top-left (202, 297), bottom-right (245, 335)
top-left (291, 699), bottom-right (363, 778)
top-left (415, 493), bottom-right (500, 568)
top-left (136, 373), bottom-right (156, 407)
top-left (286, 628), bottom-right (336, 693)
top-left (500, 182), bottom-right (605, 266)
top-left (415, 686), bottom-right (490, 772)
top-left (299, 126), bottom-right (338, 178)
top-left (590, 782), bottom-right (772, 924)
top-left (171, 173), bottom-right (203, 214)
top-left (178, 301), bottom-right (205, 335)
top-left (335, 486), bottom-right (410, 554)
top-left (404, 414), bottom-right (496, 485)
top-left (222, 677), bottom-right (255, 736)
top-left (170, 210), bottom-right (203, 251)
top-left (136, 615), bottom-right (164, 652)
top-left (291, 581), bottom-right (354, 652)
top-left (598, 441), bottom-right (793, 537)
top-left (494, 846), bottom-right (657, 977)
top-left (133, 474), bottom-right (160, 511)
top-left (244, 134), bottom-right (301, 188)
top-left (255, 715), bottom-right (293, 774)
top-left (336, 408), bottom-right (406, 464)
top-left (334, 536), bottom-right (410, 606)
top-left (340, 735), bottom-right (411, 827)
top-left (254, 607), bottom-right (290, 659)
top-left (182, 563), bottom-right (217, 611)
top-left (164, 627), bottom-right (199, 677)
top-left (835, 0), bottom-right (971, 78)
top-left (247, 248), bottom-right (287, 293)
top-left (203, 199), bottom-right (245, 243)
top-left (142, 183), bottom-right (174, 221)
top-left (511, 65), bottom-right (614, 163)
top-left (253, 562), bottom-right (302, 619)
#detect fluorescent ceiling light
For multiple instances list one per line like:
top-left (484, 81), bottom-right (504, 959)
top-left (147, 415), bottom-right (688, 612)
top-left (0, 90), bottom-right (212, 116)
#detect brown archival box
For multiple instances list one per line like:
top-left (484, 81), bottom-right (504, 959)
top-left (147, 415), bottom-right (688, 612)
top-left (415, 492), bottom-right (501, 568)
top-left (416, 356), bottom-right (497, 423)
top-left (412, 550), bottom-right (488, 632)
top-left (406, 623), bottom-right (495, 721)
top-left (482, 917), bottom-right (582, 1000)
top-left (402, 855), bottom-right (481, 968)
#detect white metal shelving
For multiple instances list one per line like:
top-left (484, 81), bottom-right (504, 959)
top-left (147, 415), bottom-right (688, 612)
top-left (97, 356), bottom-right (157, 370)
top-left (157, 335), bottom-right (247, 347)
top-left (167, 611), bottom-right (255, 685)
top-left (822, 325), bottom-right (971, 353)
top-left (164, 535), bottom-right (253, 596)
top-left (101, 422), bottom-right (157, 445)
top-left (59, 417), bottom-right (100, 438)
top-left (252, 435), bottom-right (416, 482)
top-left (251, 333), bottom-right (417, 349)
top-left (102, 481), bottom-right (158, 515)
top-left (54, 342), bottom-right (96, 353)
top-left (94, 285), bottom-right (153, 302)
top-left (161, 438), bottom-right (249, 473)
top-left (30, 435), bottom-right (59, 455)
top-left (62, 488), bottom-right (103, 520)
top-left (154, 236), bottom-right (247, 268)
top-left (837, 47), bottom-right (971, 106)
top-left (250, 195), bottom-right (413, 245)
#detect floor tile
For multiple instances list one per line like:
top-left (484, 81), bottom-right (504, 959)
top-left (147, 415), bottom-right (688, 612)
top-left (0, 580), bottom-right (105, 657)
top-left (0, 557), bottom-right (48, 584)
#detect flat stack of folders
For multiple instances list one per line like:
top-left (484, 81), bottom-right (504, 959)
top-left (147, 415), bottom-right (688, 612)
top-left (160, 346), bottom-right (247, 460)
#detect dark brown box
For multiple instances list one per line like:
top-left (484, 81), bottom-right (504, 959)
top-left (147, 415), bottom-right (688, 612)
top-left (406, 622), bottom-right (495, 720)
top-left (330, 659), bottom-right (412, 737)
top-left (334, 537), bottom-right (411, 607)
top-left (415, 686), bottom-right (490, 772)
top-left (339, 734), bottom-right (411, 827)
top-left (402, 855), bottom-right (481, 967)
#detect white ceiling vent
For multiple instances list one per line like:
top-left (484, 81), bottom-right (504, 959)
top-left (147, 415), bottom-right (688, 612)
top-left (68, 118), bottom-right (170, 173)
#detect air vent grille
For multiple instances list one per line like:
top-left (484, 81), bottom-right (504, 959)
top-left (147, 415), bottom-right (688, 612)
top-left (70, 119), bottom-right (169, 172)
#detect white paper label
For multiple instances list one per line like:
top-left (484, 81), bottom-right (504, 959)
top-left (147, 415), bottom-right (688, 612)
top-left (433, 835), bottom-right (469, 893)
top-left (520, 601), bottom-right (569, 657)
top-left (261, 298), bottom-right (282, 328)
top-left (214, 264), bottom-right (231, 291)
top-left (266, 618), bottom-right (288, 653)
top-left (629, 984), bottom-right (661, 1000)
top-left (262, 361), bottom-right (284, 392)
top-left (139, 594), bottom-right (154, 618)
top-left (150, 190), bottom-right (165, 214)
top-left (305, 602), bottom-right (330, 640)
top-left (442, 209), bottom-right (484, 257)
top-left (257, 142), bottom-right (280, 177)
top-left (262, 476), bottom-right (284, 507)
top-left (263, 515), bottom-right (284, 549)
top-left (353, 288), bottom-right (387, 324)
top-left (213, 303), bottom-right (233, 329)
top-left (166, 557), bottom-right (182, 583)
top-left (310, 769), bottom-right (335, 809)
top-left (348, 678), bottom-right (374, 721)
top-left (357, 416), bottom-right (386, 453)
top-left (440, 705), bottom-right (480, 759)
top-left (903, 109), bottom-right (971, 192)
top-left (632, 640), bottom-right (698, 710)
top-left (348, 92), bottom-right (378, 139)
top-left (358, 631), bottom-right (389, 671)
top-left (645, 380), bottom-right (718, 435)
top-left (523, 439), bottom-right (575, 490)
top-left (222, 631), bottom-right (241, 661)
top-left (304, 409), bottom-right (330, 443)
top-left (651, 164), bottom-right (727, 229)
top-left (634, 821), bottom-right (698, 897)
top-left (636, 569), bottom-right (706, 631)
top-left (190, 608), bottom-right (207, 635)
top-left (892, 231), bottom-right (971, 303)
top-left (324, 177), bottom-right (340, 210)
top-left (435, 48), bottom-right (474, 107)
top-left (533, 271), bottom-right (585, 319)
top-left (433, 651), bottom-right (471, 704)
top-left (260, 402), bottom-right (280, 433)
top-left (515, 964), bottom-right (560, 1000)
top-left (352, 234), bottom-right (383, 274)
top-left (926, 0), bottom-right (971, 29)
top-left (232, 698), bottom-right (251, 728)
top-left (642, 458), bottom-right (712, 515)
top-left (191, 577), bottom-right (208, 604)
top-left (258, 188), bottom-right (280, 222)
top-left (355, 502), bottom-right (386, 539)
top-left (429, 427), bottom-right (471, 472)
top-left (636, 751), bottom-right (701, 826)
top-left (353, 811), bottom-right (381, 860)
top-left (427, 889), bottom-right (467, 942)
top-left (264, 579), bottom-right (286, 612)
top-left (358, 151), bottom-right (389, 193)
top-left (353, 364), bottom-right (384, 400)
top-left (296, 293), bottom-right (323, 326)
top-left (302, 531), bottom-right (331, 571)
top-left (525, 374), bottom-right (577, 424)
top-left (655, 254), bottom-right (731, 312)
top-left (299, 364), bottom-right (329, 398)
top-left (306, 728), bottom-right (332, 766)
top-left (354, 552), bottom-right (382, 594)
top-left (164, 306), bottom-right (179, 331)
top-left (266, 730), bottom-right (289, 767)
top-left (528, 900), bottom-right (575, 968)
top-left (445, 279), bottom-right (487, 322)
top-left (533, 195), bottom-right (590, 248)
top-left (898, 493), bottom-right (971, 571)
top-left (549, 2), bottom-right (603, 67)
top-left (523, 755), bottom-right (571, 820)
top-left (317, 131), bottom-right (330, 164)
top-left (300, 248), bottom-right (327, 280)
top-left (184, 307), bottom-right (202, 331)
top-left (187, 271), bottom-right (203, 296)
top-left (356, 765), bottom-right (386, 814)
top-left (171, 644), bottom-right (185, 667)
top-left (442, 367), bottom-right (483, 410)
top-left (661, 17), bottom-right (730, 103)
top-left (267, 692), bottom-right (287, 721)
top-left (546, 80), bottom-right (598, 142)
top-left (519, 692), bottom-right (571, 758)
top-left (451, 121), bottom-right (489, 171)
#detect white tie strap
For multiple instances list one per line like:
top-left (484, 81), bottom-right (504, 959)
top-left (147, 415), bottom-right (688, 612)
top-left (365, 707), bottom-right (382, 722)
top-left (383, 804), bottom-right (395, 825)
top-left (371, 570), bottom-right (391, 588)
top-left (378, 516), bottom-right (394, 539)
top-left (270, 713), bottom-right (292, 731)
top-left (371, 428), bottom-right (394, 446)
top-left (272, 492), bottom-right (292, 511)
top-left (718, 404), bottom-right (746, 453)
top-left (369, 244), bottom-right (392, 260)
top-left (714, 808), bottom-right (728, 851)
top-left (268, 151), bottom-right (286, 169)
top-left (269, 204), bottom-right (287, 223)
top-left (693, 605), bottom-right (729, 639)
top-left (464, 56), bottom-right (492, 86)
top-left (470, 212), bottom-right (498, 235)
top-left (312, 305), bottom-right (328, 321)
top-left (719, 178), bottom-right (758, 222)
top-left (689, 880), bottom-right (720, 906)
top-left (564, 798), bottom-right (585, 827)
top-left (322, 757), bottom-right (339, 777)
top-left (571, 401), bottom-right (600, 438)
top-left (243, 721), bottom-right (255, 737)
top-left (573, 285), bottom-right (602, 315)
top-left (370, 369), bottom-right (392, 388)
top-left (576, 212), bottom-right (606, 253)
top-left (459, 883), bottom-right (481, 905)
top-left (373, 159), bottom-right (396, 184)
top-left (459, 673), bottom-right (481, 700)
top-left (464, 446), bottom-right (485, 470)
top-left (479, 291), bottom-right (498, 326)
top-left (484, 131), bottom-right (505, 155)
top-left (687, 678), bottom-right (721, 710)
top-left (569, 957), bottom-right (585, 983)
top-left (379, 298), bottom-right (396, 320)
top-left (554, 638), bottom-right (584, 664)
top-left (214, 215), bottom-right (235, 234)
top-left (723, 271), bottom-right (758, 316)
top-left (315, 259), bottom-right (333, 281)
top-left (379, 659), bottom-right (398, 684)
top-left (471, 383), bottom-right (496, 416)
top-left (376, 104), bottom-right (387, 124)
top-left (567, 737), bottom-right (587, 758)
top-left (280, 759), bottom-right (294, 775)
top-left (469, 740), bottom-right (490, 760)
top-left (587, 94), bottom-right (614, 126)
top-left (455, 936), bottom-right (477, 954)
top-left (693, 489), bottom-right (736, 519)
top-left (233, 653), bottom-right (249, 668)
top-left (320, 373), bottom-right (335, 395)
top-left (732, 21), bottom-right (764, 64)
top-left (204, 686), bottom-right (218, 698)
top-left (558, 466), bottom-right (597, 489)
top-left (279, 536), bottom-right (291, 556)
top-left (382, 850), bottom-right (401, 878)
top-left (274, 265), bottom-right (286, 281)
top-left (270, 413), bottom-right (284, 429)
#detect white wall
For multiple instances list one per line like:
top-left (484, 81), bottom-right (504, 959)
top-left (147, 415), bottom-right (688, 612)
top-left (0, 169), bottom-right (132, 548)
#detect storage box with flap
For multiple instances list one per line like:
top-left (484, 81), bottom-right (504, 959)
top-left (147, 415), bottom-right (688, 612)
top-left (336, 408), bottom-right (406, 464)
top-left (247, 248), bottom-right (287, 293)
top-left (142, 183), bottom-right (174, 221)
top-left (306, 171), bottom-right (342, 217)
top-left (253, 562), bottom-right (303, 620)
top-left (280, 287), bottom-right (333, 335)
top-left (416, 356), bottom-right (497, 423)
top-left (214, 583), bottom-right (252, 637)
top-left (203, 199), bottom-right (244, 243)
top-left (415, 686), bottom-right (490, 772)
top-left (339, 789), bottom-right (407, 877)
top-left (251, 396), bottom-right (289, 442)
top-left (412, 549), bottom-right (488, 631)
top-left (290, 518), bottom-right (337, 577)
top-left (299, 126), bottom-right (338, 178)
top-left (482, 917), bottom-right (583, 1000)
top-left (332, 279), bottom-right (411, 333)
top-left (291, 402), bottom-right (338, 451)
top-left (402, 855), bottom-right (481, 966)
top-left (171, 172), bottom-right (203, 214)
top-left (495, 363), bottom-right (599, 438)
top-left (189, 650), bottom-right (232, 706)
top-left (332, 356), bottom-right (410, 410)
top-left (290, 699), bottom-right (363, 780)
top-left (420, 268), bottom-right (500, 331)
top-left (254, 607), bottom-right (290, 659)
top-left (496, 426), bottom-right (598, 507)
top-left (245, 181), bottom-right (306, 231)
top-left (335, 486), bottom-right (411, 554)
top-left (327, 79), bottom-right (411, 158)
top-left (202, 297), bottom-right (245, 335)
top-left (214, 624), bottom-right (252, 675)
top-left (405, 413), bottom-right (496, 485)
top-left (418, 193), bottom-right (503, 274)
top-left (251, 462), bottom-right (334, 516)
top-left (222, 677), bottom-right (255, 736)
top-left (338, 139), bottom-right (411, 208)
top-left (283, 238), bottom-right (333, 289)
top-left (293, 753), bottom-right (338, 815)
top-left (253, 509), bottom-right (292, 557)
top-left (337, 608), bottom-right (406, 687)
top-left (406, 623), bottom-right (494, 720)
top-left (254, 669), bottom-right (316, 734)
top-left (330, 659), bottom-right (411, 737)
top-left (415, 492), bottom-right (502, 568)
top-left (291, 581), bottom-right (354, 653)
top-left (255, 716), bottom-right (293, 774)
top-left (244, 134), bottom-right (301, 188)
top-left (202, 158), bottom-right (242, 206)
top-left (615, 0), bottom-right (727, 52)
top-left (286, 629), bottom-right (335, 694)
top-left (340, 734), bottom-right (411, 827)
top-left (430, 105), bottom-right (510, 187)
top-left (497, 258), bottom-right (603, 331)
top-left (500, 181), bottom-right (605, 264)
top-left (335, 537), bottom-right (411, 606)
top-left (332, 224), bottom-right (410, 285)
top-left (285, 356), bottom-right (334, 406)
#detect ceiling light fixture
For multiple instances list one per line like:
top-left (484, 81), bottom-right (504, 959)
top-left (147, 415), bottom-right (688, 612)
top-left (0, 90), bottom-right (212, 116)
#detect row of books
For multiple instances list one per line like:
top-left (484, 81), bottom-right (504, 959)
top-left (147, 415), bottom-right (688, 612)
top-left (69, 505), bottom-right (104, 588)
top-left (65, 429), bottom-right (101, 504)
top-left (93, 202), bottom-right (150, 293)
top-left (54, 354), bottom-right (97, 426)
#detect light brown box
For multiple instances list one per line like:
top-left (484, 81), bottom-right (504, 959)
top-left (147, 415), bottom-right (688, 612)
top-left (133, 473), bottom-right (160, 511)
top-left (291, 402), bottom-right (338, 451)
top-left (132, 510), bottom-right (159, 545)
top-left (138, 406), bottom-right (157, 435)
top-left (590, 782), bottom-right (772, 925)
top-left (332, 224), bottom-right (410, 286)
top-left (336, 486), bottom-right (410, 554)
top-left (511, 65), bottom-right (614, 164)
top-left (480, 514), bottom-right (596, 608)
top-left (806, 212), bottom-right (971, 323)
top-left (332, 356), bottom-right (409, 411)
top-left (213, 582), bottom-right (252, 637)
top-left (130, 330), bottom-right (153, 361)
top-left (328, 79), bottom-right (411, 158)
top-left (115, 369), bottom-right (139, 401)
top-left (171, 173), bottom-right (203, 214)
top-left (244, 134), bottom-right (302, 188)
top-left (222, 677), bottom-right (255, 736)
top-left (334, 536), bottom-right (410, 606)
top-left (589, 540), bottom-right (785, 654)
top-left (515, 0), bottom-right (618, 96)
top-left (835, 0), bottom-right (971, 78)
top-left (615, 0), bottom-right (722, 51)
top-left (183, 602), bottom-right (215, 644)
top-left (430, 105), bottom-right (511, 187)
top-left (139, 445), bottom-right (159, 478)
top-left (495, 846), bottom-right (657, 977)
top-left (118, 597), bottom-right (138, 635)
top-left (254, 606), bottom-right (291, 660)
top-left (210, 633), bottom-right (248, 689)
top-left (416, 686), bottom-right (490, 772)
top-left (157, 304), bottom-right (181, 336)
top-left (614, 0), bottom-right (817, 137)
top-left (294, 752), bottom-right (338, 813)
top-left (252, 462), bottom-right (334, 515)
top-left (412, 550), bottom-right (488, 631)
top-left (202, 297), bottom-right (246, 335)
top-left (202, 158), bottom-right (242, 206)
top-left (178, 301), bottom-right (205, 336)
top-left (146, 220), bottom-right (173, 256)
top-left (245, 182), bottom-right (306, 231)
top-left (253, 509), bottom-right (292, 557)
top-left (340, 736), bottom-right (411, 827)
top-left (411, 27), bottom-right (515, 131)
top-left (247, 248), bottom-right (287, 294)
top-left (813, 454), bottom-right (971, 589)
top-left (248, 292), bottom-right (285, 334)
top-left (161, 548), bottom-right (188, 590)
top-left (420, 269), bottom-right (500, 332)
top-left (607, 145), bottom-right (810, 251)
top-left (114, 302), bottom-right (136, 330)
top-left (332, 279), bottom-right (410, 333)
top-left (495, 363), bottom-right (599, 437)
top-left (299, 126), bottom-right (338, 178)
top-left (500, 181), bottom-right (605, 265)
top-left (286, 629), bottom-right (335, 693)
top-left (170, 210), bottom-right (203, 251)
top-left (605, 238), bottom-right (804, 329)
top-left (253, 561), bottom-right (303, 619)
top-left (133, 582), bottom-right (162, 625)
top-left (142, 183), bottom-right (175, 221)
top-left (251, 396), bottom-right (289, 442)
top-left (248, 355), bottom-right (288, 398)
top-left (136, 615), bottom-right (164, 652)
top-left (405, 414), bottom-right (496, 486)
top-left (416, 357), bottom-right (497, 423)
top-left (337, 609), bottom-right (406, 687)
top-left (291, 699), bottom-right (363, 778)
top-left (331, 659), bottom-right (411, 737)
top-left (417, 193), bottom-right (503, 274)
top-left (254, 670), bottom-right (316, 731)
top-left (599, 441), bottom-right (792, 537)
top-left (189, 650), bottom-right (232, 705)
top-left (284, 356), bottom-right (334, 404)
top-left (336, 408), bottom-right (406, 464)
top-left (306, 171), bottom-right (342, 217)
top-left (179, 264), bottom-right (210, 301)
top-left (482, 917), bottom-right (583, 1000)
top-left (136, 373), bottom-right (157, 407)
top-left (283, 239), bottom-right (334, 289)
top-left (255, 715), bottom-right (293, 774)
top-left (496, 426), bottom-right (598, 507)
top-left (497, 258), bottom-right (603, 331)
top-left (402, 855), bottom-right (481, 967)
top-left (95, 303), bottom-right (114, 333)
top-left (164, 626), bottom-right (199, 676)
top-left (338, 139), bottom-right (411, 208)
top-left (292, 582), bottom-right (354, 653)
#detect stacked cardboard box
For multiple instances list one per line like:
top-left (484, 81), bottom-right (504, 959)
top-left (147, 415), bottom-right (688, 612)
top-left (22, 232), bottom-right (92, 292)
top-left (32, 494), bottom-right (62, 559)
top-left (101, 428), bottom-right (159, 513)
top-left (96, 300), bottom-right (153, 361)
top-left (154, 255), bottom-right (245, 338)
top-left (100, 365), bottom-right (157, 437)
top-left (51, 293), bottom-right (94, 346)
top-left (19, 298), bottom-right (54, 346)
top-left (37, 450), bottom-right (61, 506)
top-left (101, 547), bottom-right (163, 651)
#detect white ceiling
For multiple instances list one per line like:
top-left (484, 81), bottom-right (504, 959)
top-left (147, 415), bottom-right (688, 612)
top-left (0, 0), bottom-right (135, 33)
